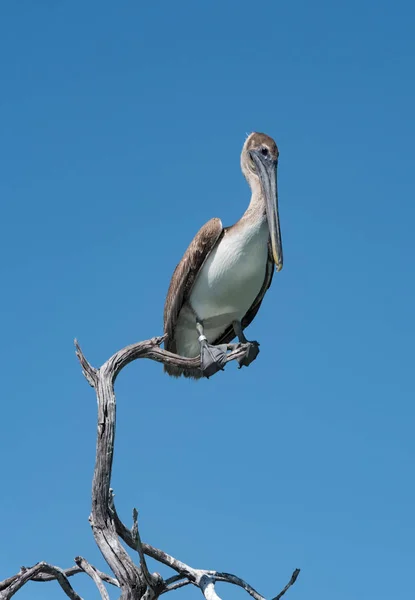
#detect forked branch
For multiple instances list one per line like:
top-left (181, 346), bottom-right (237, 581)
top-left (0, 336), bottom-right (300, 600)
top-left (74, 335), bottom-right (255, 384)
top-left (75, 335), bottom-right (300, 600)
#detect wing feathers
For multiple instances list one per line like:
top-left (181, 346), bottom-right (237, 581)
top-left (163, 217), bottom-right (223, 354)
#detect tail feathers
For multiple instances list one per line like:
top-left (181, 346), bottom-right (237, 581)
top-left (163, 337), bottom-right (204, 380)
top-left (163, 363), bottom-right (204, 379)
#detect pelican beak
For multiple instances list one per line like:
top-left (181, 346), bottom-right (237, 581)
top-left (250, 149), bottom-right (283, 271)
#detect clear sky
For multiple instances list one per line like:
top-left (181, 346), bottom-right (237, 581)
top-left (1, 2), bottom-right (414, 599)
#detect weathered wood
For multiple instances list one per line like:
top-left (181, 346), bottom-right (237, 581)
top-left (0, 563), bottom-right (83, 600)
top-left (0, 565), bottom-right (118, 590)
top-left (1, 335), bottom-right (299, 600)
top-left (87, 364), bottom-right (144, 600)
top-left (75, 557), bottom-right (111, 600)
top-left (80, 335), bottom-right (256, 383)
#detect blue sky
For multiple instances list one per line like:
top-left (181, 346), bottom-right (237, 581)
top-left (1, 1), bottom-right (414, 599)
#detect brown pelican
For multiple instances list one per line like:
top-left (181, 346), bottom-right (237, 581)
top-left (164, 132), bottom-right (282, 379)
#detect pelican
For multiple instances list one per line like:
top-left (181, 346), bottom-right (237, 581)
top-left (163, 132), bottom-right (283, 379)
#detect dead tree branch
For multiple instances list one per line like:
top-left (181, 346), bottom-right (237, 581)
top-left (131, 508), bottom-right (163, 596)
top-left (74, 557), bottom-right (111, 600)
top-left (75, 334), bottom-right (300, 600)
top-left (74, 335), bottom-right (255, 384)
top-left (0, 563), bottom-right (83, 600)
top-left (1, 335), bottom-right (300, 600)
top-left (0, 566), bottom-right (118, 591)
top-left (272, 570), bottom-right (300, 600)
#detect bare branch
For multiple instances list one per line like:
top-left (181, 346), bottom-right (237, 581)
top-left (131, 508), bottom-right (162, 593)
top-left (74, 341), bottom-right (145, 599)
top-left (3, 328), bottom-right (300, 600)
top-left (0, 563), bottom-right (83, 600)
top-left (73, 337), bottom-right (300, 600)
top-left (162, 580), bottom-right (192, 594)
top-left (111, 487), bottom-right (299, 600)
top-left (74, 339), bottom-right (98, 387)
top-left (112, 501), bottom-right (195, 579)
top-left (0, 565), bottom-right (118, 595)
top-left (271, 569), bottom-right (300, 600)
top-left (0, 565), bottom-right (118, 591)
top-left (209, 572), bottom-right (265, 600)
top-left (0, 576), bottom-right (19, 592)
top-left (76, 566), bottom-right (119, 588)
top-left (75, 557), bottom-right (110, 600)
top-left (164, 575), bottom-right (187, 586)
top-left (76, 336), bottom-right (255, 386)
top-left (199, 576), bottom-right (222, 600)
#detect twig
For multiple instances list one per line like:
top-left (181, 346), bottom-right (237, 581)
top-left (112, 500), bottom-right (195, 579)
top-left (131, 508), bottom-right (163, 593)
top-left (162, 580), bottom-right (191, 594)
top-left (164, 575), bottom-right (187, 586)
top-left (75, 557), bottom-right (110, 600)
top-left (271, 569), bottom-right (300, 600)
top-left (74, 339), bottom-right (98, 387)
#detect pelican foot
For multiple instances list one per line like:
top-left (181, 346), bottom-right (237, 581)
top-left (237, 341), bottom-right (260, 369)
top-left (200, 342), bottom-right (228, 378)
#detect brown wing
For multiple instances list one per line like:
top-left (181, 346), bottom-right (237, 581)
top-left (214, 244), bottom-right (275, 346)
top-left (164, 217), bottom-right (223, 353)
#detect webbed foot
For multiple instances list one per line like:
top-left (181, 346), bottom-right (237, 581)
top-left (236, 341), bottom-right (260, 369)
top-left (200, 342), bottom-right (228, 378)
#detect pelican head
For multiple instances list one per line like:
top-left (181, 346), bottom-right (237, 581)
top-left (241, 132), bottom-right (283, 272)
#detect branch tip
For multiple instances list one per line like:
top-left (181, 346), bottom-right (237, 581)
top-left (271, 568), bottom-right (300, 600)
top-left (131, 508), bottom-right (162, 593)
top-left (74, 339), bottom-right (98, 387)
top-left (151, 334), bottom-right (167, 347)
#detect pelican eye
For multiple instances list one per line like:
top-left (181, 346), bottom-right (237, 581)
top-left (261, 147), bottom-right (269, 157)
